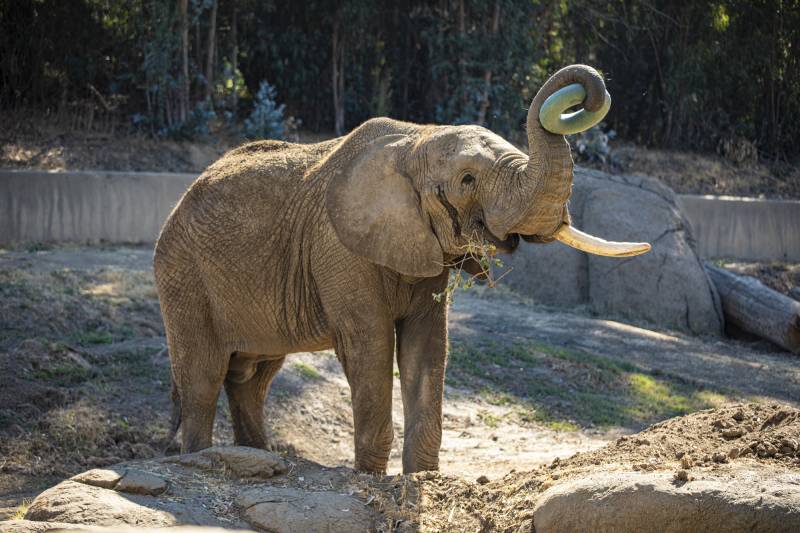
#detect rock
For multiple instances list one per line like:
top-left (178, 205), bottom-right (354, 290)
top-left (476, 475), bottom-right (490, 485)
top-left (673, 470), bottom-right (689, 482)
top-left (505, 168), bottom-right (723, 335)
top-left (68, 467), bottom-right (166, 496)
top-left (789, 287), bottom-right (800, 302)
top-left (533, 468), bottom-right (800, 532)
top-left (722, 428), bottom-right (745, 439)
top-left (24, 480), bottom-right (175, 527)
top-left (0, 523), bottom-right (250, 533)
top-left (236, 487), bottom-right (375, 533)
top-left (166, 446), bottom-right (287, 479)
top-left (114, 469), bottom-right (168, 496)
top-left (70, 468), bottom-right (125, 489)
top-left (0, 520), bottom-right (87, 532)
top-left (781, 438), bottom-right (798, 451)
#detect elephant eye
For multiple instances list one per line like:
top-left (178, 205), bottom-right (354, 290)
top-left (461, 174), bottom-right (475, 186)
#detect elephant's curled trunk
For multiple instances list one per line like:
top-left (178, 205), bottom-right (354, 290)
top-left (513, 64), bottom-right (650, 257)
top-left (517, 65), bottom-right (610, 238)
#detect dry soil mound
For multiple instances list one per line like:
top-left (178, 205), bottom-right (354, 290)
top-left (4, 404), bottom-right (798, 533)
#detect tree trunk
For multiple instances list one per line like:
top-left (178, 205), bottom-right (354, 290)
top-left (231, 2), bottom-right (238, 113)
top-left (458, 0), bottom-right (467, 111)
top-left (705, 264), bottom-right (800, 354)
top-left (476, 0), bottom-right (500, 126)
top-left (178, 0), bottom-right (190, 122)
top-left (204, 0), bottom-right (218, 102)
top-left (332, 14), bottom-right (345, 136)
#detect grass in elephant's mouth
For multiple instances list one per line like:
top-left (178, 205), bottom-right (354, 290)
top-left (434, 232), bottom-right (512, 303)
top-left (445, 340), bottom-right (732, 431)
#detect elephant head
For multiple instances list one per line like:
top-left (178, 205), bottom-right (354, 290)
top-left (323, 64), bottom-right (651, 278)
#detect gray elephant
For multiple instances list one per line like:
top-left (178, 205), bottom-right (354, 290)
top-left (154, 64), bottom-right (649, 474)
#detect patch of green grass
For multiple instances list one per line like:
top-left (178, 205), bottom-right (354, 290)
top-left (72, 330), bottom-right (114, 345)
top-left (446, 339), bottom-right (729, 431)
top-left (293, 361), bottom-right (322, 381)
top-left (477, 410), bottom-right (502, 428)
top-left (98, 348), bottom-right (164, 383)
top-left (11, 499), bottom-right (30, 520)
top-left (624, 373), bottom-right (724, 421)
top-left (535, 342), bottom-right (638, 373)
top-left (517, 408), bottom-right (581, 432)
top-left (32, 363), bottom-right (95, 386)
top-left (25, 242), bottom-right (52, 252)
top-left (480, 389), bottom-right (515, 407)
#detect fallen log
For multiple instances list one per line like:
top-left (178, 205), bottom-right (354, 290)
top-left (705, 263), bottom-right (800, 354)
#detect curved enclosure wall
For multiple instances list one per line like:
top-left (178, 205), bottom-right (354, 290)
top-left (1, 168), bottom-right (795, 336)
top-left (677, 195), bottom-right (800, 262)
top-left (0, 171), bottom-right (196, 244)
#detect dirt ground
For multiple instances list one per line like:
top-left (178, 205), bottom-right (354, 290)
top-left (609, 142), bottom-right (800, 200)
top-left (1, 245), bottom-right (798, 525)
top-left (406, 402), bottom-right (800, 531)
top-left (0, 115), bottom-right (323, 174)
top-left (716, 259), bottom-right (800, 296)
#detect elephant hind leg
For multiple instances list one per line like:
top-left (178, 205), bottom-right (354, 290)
top-left (169, 338), bottom-right (228, 454)
top-left (224, 355), bottom-right (285, 449)
top-left (160, 274), bottom-right (228, 454)
top-left (170, 336), bottom-right (228, 453)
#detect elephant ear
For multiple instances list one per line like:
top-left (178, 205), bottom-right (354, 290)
top-left (325, 134), bottom-right (444, 278)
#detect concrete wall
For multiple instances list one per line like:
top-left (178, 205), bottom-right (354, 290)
top-left (677, 195), bottom-right (800, 261)
top-left (0, 170), bottom-right (196, 244)
top-left (1, 170), bottom-right (798, 262)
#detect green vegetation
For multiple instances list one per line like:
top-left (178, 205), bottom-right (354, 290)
top-left (32, 363), bottom-right (96, 386)
top-left (293, 361), bottom-right (323, 381)
top-left (1, 1), bottom-right (797, 159)
top-left (11, 500), bottom-right (30, 520)
top-left (72, 330), bottom-right (114, 345)
top-left (477, 410), bottom-right (502, 429)
top-left (25, 242), bottom-right (52, 253)
top-left (447, 340), bottom-right (729, 430)
top-left (101, 348), bottom-right (164, 383)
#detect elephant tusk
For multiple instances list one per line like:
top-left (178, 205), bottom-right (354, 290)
top-left (539, 83), bottom-right (611, 135)
top-left (553, 225), bottom-right (651, 257)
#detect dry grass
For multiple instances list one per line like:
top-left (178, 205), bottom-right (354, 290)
top-left (435, 232), bottom-right (512, 304)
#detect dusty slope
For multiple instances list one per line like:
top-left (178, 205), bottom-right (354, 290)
top-left (5, 404), bottom-right (799, 532)
top-left (1, 245), bottom-right (798, 524)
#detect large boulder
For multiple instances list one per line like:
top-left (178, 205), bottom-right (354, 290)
top-left (505, 167), bottom-right (724, 335)
top-left (533, 468), bottom-right (800, 532)
top-left (7, 447), bottom-right (376, 533)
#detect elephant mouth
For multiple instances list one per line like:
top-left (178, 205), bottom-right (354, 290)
top-left (483, 229), bottom-right (520, 254)
top-left (521, 232), bottom-right (557, 244)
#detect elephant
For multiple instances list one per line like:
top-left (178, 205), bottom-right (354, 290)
top-left (154, 64), bottom-right (650, 474)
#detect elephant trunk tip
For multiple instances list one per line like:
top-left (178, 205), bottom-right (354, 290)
top-left (533, 65), bottom-right (611, 136)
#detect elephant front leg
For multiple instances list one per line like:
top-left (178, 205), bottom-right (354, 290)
top-left (396, 298), bottom-right (448, 473)
top-left (335, 333), bottom-right (395, 474)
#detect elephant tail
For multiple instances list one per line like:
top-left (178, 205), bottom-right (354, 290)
top-left (163, 374), bottom-right (182, 454)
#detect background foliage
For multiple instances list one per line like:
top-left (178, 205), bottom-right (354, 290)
top-left (0, 0), bottom-right (798, 159)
